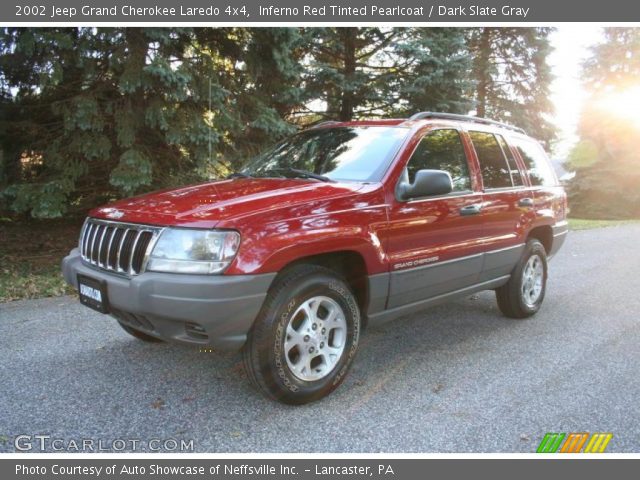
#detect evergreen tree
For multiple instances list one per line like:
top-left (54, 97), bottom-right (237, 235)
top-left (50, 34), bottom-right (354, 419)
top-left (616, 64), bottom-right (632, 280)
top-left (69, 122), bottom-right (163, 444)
top-left (305, 27), bottom-right (403, 121)
top-left (391, 28), bottom-right (473, 116)
top-left (305, 28), bottom-right (474, 121)
top-left (0, 28), bottom-right (210, 217)
top-left (0, 27), bottom-right (305, 217)
top-left (222, 27), bottom-right (309, 159)
top-left (0, 27), bottom-right (558, 219)
top-left (467, 28), bottom-right (555, 144)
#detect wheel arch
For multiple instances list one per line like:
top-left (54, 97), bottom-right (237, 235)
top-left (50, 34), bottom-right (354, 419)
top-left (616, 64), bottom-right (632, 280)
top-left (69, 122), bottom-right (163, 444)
top-left (527, 224), bottom-right (553, 255)
top-left (275, 250), bottom-right (371, 326)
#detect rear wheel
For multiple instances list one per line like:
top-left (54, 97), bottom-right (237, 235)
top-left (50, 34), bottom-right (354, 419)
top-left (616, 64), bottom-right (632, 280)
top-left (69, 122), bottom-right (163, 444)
top-left (243, 265), bottom-right (360, 404)
top-left (116, 321), bottom-right (163, 343)
top-left (496, 239), bottom-right (548, 318)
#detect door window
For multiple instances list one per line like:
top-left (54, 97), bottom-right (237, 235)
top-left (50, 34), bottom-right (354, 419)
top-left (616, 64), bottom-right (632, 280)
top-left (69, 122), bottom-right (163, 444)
top-left (406, 129), bottom-right (472, 193)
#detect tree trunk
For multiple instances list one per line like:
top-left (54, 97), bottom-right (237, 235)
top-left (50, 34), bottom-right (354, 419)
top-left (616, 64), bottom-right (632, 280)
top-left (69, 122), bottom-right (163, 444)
top-left (475, 28), bottom-right (492, 118)
top-left (339, 28), bottom-right (357, 122)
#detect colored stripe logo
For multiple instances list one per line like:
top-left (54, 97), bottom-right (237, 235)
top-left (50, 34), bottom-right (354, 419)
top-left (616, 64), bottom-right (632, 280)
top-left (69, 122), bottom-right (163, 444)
top-left (584, 433), bottom-right (613, 453)
top-left (537, 433), bottom-right (565, 453)
top-left (537, 432), bottom-right (612, 453)
top-left (560, 433), bottom-right (589, 453)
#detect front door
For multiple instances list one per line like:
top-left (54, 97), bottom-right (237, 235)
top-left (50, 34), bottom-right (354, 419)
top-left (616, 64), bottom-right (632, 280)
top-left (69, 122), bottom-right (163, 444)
top-left (386, 128), bottom-right (486, 309)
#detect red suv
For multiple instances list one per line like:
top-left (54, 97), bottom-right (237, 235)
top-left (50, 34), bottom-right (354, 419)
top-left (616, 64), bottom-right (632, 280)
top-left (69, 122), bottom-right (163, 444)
top-left (62, 112), bottom-right (568, 404)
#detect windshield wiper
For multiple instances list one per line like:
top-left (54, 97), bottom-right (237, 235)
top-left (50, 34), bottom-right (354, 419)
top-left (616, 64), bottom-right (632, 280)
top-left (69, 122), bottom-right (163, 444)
top-left (269, 167), bottom-right (333, 183)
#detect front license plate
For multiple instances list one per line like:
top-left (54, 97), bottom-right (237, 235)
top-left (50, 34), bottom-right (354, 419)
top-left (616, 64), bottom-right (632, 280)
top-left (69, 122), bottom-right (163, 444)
top-left (77, 274), bottom-right (109, 314)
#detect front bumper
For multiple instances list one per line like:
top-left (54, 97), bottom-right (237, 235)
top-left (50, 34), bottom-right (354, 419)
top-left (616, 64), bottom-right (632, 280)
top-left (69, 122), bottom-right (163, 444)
top-left (61, 248), bottom-right (275, 350)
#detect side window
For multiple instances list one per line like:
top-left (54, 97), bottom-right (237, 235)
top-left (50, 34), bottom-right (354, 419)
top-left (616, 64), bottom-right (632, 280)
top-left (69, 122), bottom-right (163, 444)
top-left (511, 137), bottom-right (558, 187)
top-left (495, 134), bottom-right (523, 186)
top-left (406, 129), bottom-right (471, 192)
top-left (468, 131), bottom-right (513, 189)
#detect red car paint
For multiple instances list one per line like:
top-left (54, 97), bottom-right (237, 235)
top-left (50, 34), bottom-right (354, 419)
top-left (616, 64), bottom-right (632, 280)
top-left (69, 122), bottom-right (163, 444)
top-left (89, 119), bottom-right (567, 278)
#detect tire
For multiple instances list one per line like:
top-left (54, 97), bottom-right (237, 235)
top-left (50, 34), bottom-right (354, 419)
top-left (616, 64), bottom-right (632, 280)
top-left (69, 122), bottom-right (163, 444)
top-left (496, 238), bottom-right (548, 319)
top-left (117, 321), bottom-right (164, 343)
top-left (243, 264), bottom-right (361, 404)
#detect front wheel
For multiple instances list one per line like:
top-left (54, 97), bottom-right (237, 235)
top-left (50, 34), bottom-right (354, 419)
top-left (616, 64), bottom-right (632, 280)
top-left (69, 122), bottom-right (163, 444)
top-left (496, 238), bottom-right (548, 318)
top-left (243, 265), bottom-right (361, 404)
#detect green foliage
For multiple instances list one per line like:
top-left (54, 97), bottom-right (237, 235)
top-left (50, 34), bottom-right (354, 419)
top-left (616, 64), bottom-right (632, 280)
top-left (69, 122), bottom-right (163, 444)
top-left (392, 28), bottom-right (473, 115)
top-left (110, 149), bottom-right (153, 195)
top-left (4, 181), bottom-right (71, 218)
top-left (567, 140), bottom-right (598, 170)
top-left (303, 28), bottom-right (475, 121)
top-left (0, 27), bottom-right (557, 218)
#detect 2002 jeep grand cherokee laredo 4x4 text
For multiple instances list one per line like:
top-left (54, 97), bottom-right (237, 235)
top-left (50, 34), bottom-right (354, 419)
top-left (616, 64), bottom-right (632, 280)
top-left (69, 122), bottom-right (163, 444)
top-left (62, 112), bottom-right (567, 404)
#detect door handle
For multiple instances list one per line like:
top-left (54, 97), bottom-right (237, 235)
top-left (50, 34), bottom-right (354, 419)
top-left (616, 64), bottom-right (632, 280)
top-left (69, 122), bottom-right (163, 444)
top-left (518, 197), bottom-right (534, 208)
top-left (460, 204), bottom-right (482, 216)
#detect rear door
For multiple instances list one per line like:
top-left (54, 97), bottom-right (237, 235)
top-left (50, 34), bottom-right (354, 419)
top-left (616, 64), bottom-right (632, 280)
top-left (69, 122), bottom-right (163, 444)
top-left (509, 135), bottom-right (568, 255)
top-left (466, 130), bottom-right (533, 281)
top-left (385, 127), bottom-right (485, 309)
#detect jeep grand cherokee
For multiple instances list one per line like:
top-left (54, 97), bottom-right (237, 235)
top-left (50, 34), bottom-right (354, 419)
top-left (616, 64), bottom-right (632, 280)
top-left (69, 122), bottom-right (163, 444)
top-left (62, 112), bottom-right (568, 404)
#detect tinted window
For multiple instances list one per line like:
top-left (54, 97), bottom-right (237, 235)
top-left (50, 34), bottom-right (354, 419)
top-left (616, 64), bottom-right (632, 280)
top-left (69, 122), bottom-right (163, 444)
top-left (406, 129), bottom-right (471, 192)
top-left (469, 131), bottom-right (513, 189)
top-left (244, 126), bottom-right (408, 182)
top-left (511, 137), bottom-right (557, 187)
top-left (495, 134), bottom-right (523, 186)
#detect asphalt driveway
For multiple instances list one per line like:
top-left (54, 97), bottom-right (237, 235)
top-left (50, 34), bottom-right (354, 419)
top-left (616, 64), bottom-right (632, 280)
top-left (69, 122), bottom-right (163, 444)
top-left (1, 224), bottom-right (639, 452)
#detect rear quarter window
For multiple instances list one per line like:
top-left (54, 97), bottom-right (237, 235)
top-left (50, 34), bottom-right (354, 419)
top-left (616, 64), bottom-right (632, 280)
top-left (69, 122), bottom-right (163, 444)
top-left (511, 137), bottom-right (558, 187)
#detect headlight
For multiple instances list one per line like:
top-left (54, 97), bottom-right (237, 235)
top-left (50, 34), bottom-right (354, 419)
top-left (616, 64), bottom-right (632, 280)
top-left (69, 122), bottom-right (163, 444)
top-left (146, 229), bottom-right (240, 274)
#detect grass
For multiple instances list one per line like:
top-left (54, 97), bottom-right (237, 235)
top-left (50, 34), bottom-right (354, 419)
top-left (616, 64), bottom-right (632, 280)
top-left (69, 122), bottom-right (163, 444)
top-left (568, 218), bottom-right (640, 231)
top-left (0, 218), bottom-right (82, 303)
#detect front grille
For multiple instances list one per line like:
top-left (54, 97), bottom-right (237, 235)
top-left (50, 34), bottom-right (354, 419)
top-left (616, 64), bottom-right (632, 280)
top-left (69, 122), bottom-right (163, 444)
top-left (79, 218), bottom-right (162, 275)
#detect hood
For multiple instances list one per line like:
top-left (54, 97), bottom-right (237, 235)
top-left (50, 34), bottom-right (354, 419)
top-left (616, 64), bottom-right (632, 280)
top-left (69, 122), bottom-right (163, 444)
top-left (90, 178), bottom-right (366, 228)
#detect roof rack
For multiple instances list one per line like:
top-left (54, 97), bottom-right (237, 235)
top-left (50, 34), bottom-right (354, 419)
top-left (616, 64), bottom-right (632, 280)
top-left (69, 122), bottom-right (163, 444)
top-left (408, 112), bottom-right (526, 134)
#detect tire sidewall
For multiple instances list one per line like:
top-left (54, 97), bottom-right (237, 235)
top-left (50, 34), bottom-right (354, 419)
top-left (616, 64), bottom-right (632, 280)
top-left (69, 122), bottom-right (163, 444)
top-left (261, 272), bottom-right (360, 402)
top-left (516, 240), bottom-right (548, 315)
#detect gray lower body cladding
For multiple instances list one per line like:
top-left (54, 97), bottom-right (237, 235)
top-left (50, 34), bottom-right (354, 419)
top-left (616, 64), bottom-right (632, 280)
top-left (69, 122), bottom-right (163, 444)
top-left (386, 243), bottom-right (525, 310)
top-left (367, 243), bottom-right (528, 325)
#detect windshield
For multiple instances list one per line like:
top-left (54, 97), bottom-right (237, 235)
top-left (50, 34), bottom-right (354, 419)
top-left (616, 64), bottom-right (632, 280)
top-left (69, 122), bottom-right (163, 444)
top-left (242, 126), bottom-right (409, 182)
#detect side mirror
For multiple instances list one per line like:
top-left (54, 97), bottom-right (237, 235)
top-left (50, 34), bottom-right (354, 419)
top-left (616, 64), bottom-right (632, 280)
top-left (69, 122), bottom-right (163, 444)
top-left (397, 169), bottom-right (453, 201)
